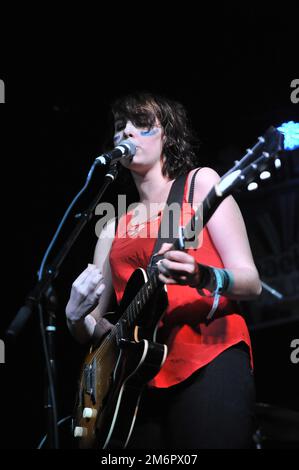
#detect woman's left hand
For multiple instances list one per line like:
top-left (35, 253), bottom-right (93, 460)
top-left (156, 243), bottom-right (200, 287)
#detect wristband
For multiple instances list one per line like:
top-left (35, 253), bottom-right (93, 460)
top-left (196, 263), bottom-right (212, 289)
top-left (195, 266), bottom-right (235, 324)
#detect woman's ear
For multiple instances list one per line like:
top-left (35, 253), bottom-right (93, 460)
top-left (160, 153), bottom-right (166, 166)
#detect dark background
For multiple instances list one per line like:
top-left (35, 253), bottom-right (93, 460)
top-left (0, 13), bottom-right (298, 450)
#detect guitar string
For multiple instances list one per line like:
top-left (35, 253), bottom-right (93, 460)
top-left (92, 273), bottom-right (157, 363)
top-left (92, 280), bottom-right (152, 361)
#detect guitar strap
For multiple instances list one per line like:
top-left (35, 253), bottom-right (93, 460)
top-left (147, 168), bottom-right (201, 275)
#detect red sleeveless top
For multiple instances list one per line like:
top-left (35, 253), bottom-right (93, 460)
top-left (109, 173), bottom-right (253, 388)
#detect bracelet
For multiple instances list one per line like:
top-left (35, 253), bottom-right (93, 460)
top-left (196, 265), bottom-right (234, 295)
top-left (196, 263), bottom-right (212, 289)
top-left (205, 268), bottom-right (223, 323)
top-left (223, 269), bottom-right (234, 293)
top-left (195, 266), bottom-right (235, 324)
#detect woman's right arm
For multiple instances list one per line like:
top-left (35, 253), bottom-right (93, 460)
top-left (65, 217), bottom-right (116, 344)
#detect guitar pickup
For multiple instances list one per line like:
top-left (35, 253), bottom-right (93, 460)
top-left (115, 319), bottom-right (131, 347)
top-left (83, 358), bottom-right (96, 404)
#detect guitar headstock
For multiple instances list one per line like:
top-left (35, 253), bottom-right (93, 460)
top-left (173, 124), bottom-right (295, 250)
top-left (216, 126), bottom-right (284, 197)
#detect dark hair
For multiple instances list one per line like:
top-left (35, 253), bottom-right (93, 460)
top-left (107, 91), bottom-right (201, 179)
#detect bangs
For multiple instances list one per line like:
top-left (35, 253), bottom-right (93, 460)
top-left (112, 95), bottom-right (162, 130)
top-left (108, 91), bottom-right (200, 179)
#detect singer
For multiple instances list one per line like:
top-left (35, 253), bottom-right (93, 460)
top-left (65, 92), bottom-right (261, 449)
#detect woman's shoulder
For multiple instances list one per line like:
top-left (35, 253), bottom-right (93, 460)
top-left (187, 167), bottom-right (221, 198)
top-left (189, 166), bottom-right (220, 181)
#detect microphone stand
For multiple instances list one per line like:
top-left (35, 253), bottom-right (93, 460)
top-left (6, 163), bottom-right (119, 449)
top-left (43, 285), bottom-right (58, 449)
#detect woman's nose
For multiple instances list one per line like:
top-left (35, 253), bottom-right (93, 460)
top-left (123, 125), bottom-right (136, 139)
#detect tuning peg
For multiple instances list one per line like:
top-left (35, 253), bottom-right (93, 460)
top-left (247, 182), bottom-right (258, 191)
top-left (260, 171), bottom-right (271, 180)
top-left (274, 158), bottom-right (281, 169)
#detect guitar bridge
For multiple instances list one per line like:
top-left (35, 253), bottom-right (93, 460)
top-left (83, 358), bottom-right (96, 404)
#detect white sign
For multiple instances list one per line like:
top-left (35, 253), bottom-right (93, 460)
top-left (0, 79), bottom-right (5, 103)
top-left (0, 339), bottom-right (5, 364)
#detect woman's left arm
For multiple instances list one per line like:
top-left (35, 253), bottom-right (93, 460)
top-left (196, 167), bottom-right (262, 300)
top-left (157, 167), bottom-right (262, 301)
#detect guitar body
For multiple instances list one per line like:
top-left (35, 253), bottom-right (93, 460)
top-left (73, 267), bottom-right (168, 449)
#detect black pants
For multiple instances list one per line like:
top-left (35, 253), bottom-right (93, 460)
top-left (127, 342), bottom-right (256, 449)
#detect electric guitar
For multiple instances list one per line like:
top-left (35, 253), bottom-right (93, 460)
top-left (73, 126), bottom-right (284, 449)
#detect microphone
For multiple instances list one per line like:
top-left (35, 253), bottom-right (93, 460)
top-left (95, 140), bottom-right (136, 165)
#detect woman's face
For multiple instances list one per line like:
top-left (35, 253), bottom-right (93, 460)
top-left (113, 119), bottom-right (165, 173)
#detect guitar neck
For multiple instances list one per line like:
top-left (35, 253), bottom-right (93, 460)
top-left (117, 270), bottom-right (161, 331)
top-left (172, 185), bottom-right (223, 250)
top-left (120, 186), bottom-right (223, 329)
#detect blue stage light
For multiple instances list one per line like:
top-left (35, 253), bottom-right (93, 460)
top-left (277, 121), bottom-right (299, 150)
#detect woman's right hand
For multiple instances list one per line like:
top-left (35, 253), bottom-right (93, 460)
top-left (65, 264), bottom-right (105, 323)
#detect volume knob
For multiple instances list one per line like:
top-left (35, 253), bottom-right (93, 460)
top-left (73, 426), bottom-right (87, 437)
top-left (83, 407), bottom-right (97, 419)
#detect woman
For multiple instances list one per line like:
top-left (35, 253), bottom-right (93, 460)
top-left (66, 92), bottom-right (261, 449)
